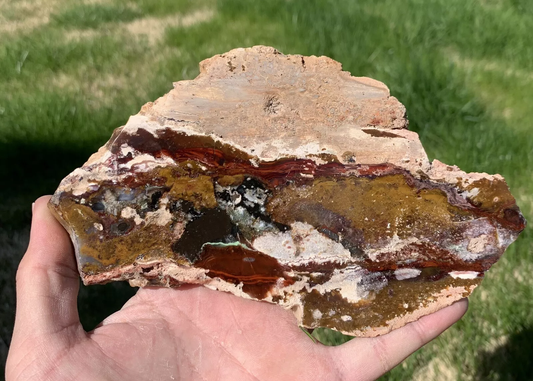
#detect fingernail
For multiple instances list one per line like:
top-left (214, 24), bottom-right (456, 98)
top-left (32, 202), bottom-right (35, 214)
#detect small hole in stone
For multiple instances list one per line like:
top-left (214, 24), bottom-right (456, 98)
top-left (117, 222), bottom-right (130, 232)
top-left (91, 202), bottom-right (105, 212)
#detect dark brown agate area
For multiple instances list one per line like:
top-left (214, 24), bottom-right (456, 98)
top-left (49, 46), bottom-right (526, 337)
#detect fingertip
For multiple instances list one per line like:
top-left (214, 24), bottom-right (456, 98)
top-left (418, 298), bottom-right (469, 336)
top-left (31, 195), bottom-right (59, 232)
top-left (33, 195), bottom-right (52, 213)
top-left (455, 298), bottom-right (469, 316)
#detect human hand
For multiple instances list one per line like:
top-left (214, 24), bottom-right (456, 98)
top-left (6, 196), bottom-right (468, 381)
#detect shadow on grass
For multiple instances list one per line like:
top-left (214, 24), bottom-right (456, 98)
top-left (475, 326), bottom-right (533, 381)
top-left (0, 139), bottom-right (101, 230)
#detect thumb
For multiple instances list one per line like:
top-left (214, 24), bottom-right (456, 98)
top-left (12, 196), bottom-right (81, 338)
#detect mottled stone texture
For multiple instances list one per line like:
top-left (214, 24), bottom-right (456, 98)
top-left (49, 46), bottom-right (525, 337)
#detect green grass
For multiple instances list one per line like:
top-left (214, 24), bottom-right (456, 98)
top-left (121, 0), bottom-right (212, 16)
top-left (52, 4), bottom-right (143, 29)
top-left (1, 0), bottom-right (531, 379)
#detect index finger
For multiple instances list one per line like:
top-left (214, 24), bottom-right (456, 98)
top-left (329, 299), bottom-right (468, 380)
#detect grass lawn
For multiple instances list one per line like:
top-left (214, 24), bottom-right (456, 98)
top-left (1, 0), bottom-right (531, 379)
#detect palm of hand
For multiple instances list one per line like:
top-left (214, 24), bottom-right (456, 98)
top-left (80, 286), bottom-right (333, 380)
top-left (6, 197), bottom-right (467, 381)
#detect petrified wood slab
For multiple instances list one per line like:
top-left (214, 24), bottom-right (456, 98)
top-left (49, 46), bottom-right (526, 337)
